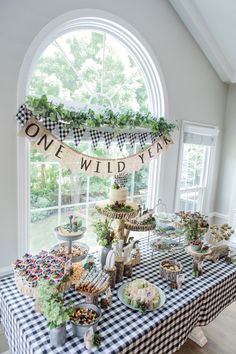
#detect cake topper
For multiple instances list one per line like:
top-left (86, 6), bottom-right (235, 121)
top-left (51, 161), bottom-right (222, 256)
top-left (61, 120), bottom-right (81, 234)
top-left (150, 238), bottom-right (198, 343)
top-left (114, 173), bottom-right (128, 188)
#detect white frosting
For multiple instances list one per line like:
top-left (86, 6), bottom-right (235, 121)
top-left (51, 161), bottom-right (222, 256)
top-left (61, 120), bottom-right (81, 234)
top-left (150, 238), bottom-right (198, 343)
top-left (109, 187), bottom-right (128, 204)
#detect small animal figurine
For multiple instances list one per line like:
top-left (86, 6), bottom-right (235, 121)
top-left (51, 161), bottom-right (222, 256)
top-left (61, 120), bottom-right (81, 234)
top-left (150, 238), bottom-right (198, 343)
top-left (123, 242), bottom-right (134, 263)
top-left (83, 255), bottom-right (96, 271)
top-left (113, 240), bottom-right (124, 259)
top-left (206, 244), bottom-right (229, 262)
top-left (84, 328), bottom-right (101, 350)
top-left (105, 250), bottom-right (116, 269)
top-left (69, 215), bottom-right (73, 230)
top-left (133, 240), bottom-right (140, 249)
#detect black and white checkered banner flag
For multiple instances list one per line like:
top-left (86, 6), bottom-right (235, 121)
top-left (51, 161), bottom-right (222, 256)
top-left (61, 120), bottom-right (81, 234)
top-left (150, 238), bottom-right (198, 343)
top-left (42, 117), bottom-right (57, 132)
top-left (19, 117), bottom-right (172, 176)
top-left (73, 127), bottom-right (85, 146)
top-left (90, 130), bottom-right (102, 149)
top-left (117, 133), bottom-right (127, 151)
top-left (16, 104), bottom-right (32, 126)
top-left (139, 132), bottom-right (148, 150)
top-left (58, 122), bottom-right (70, 141)
top-left (150, 132), bottom-right (158, 144)
top-left (128, 133), bottom-right (136, 148)
top-left (103, 131), bottom-right (114, 149)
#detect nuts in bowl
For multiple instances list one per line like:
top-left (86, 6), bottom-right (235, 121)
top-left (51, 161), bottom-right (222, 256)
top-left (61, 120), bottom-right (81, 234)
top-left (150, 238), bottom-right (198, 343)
top-left (159, 259), bottom-right (183, 283)
top-left (71, 307), bottom-right (99, 325)
top-left (70, 303), bottom-right (101, 338)
top-left (50, 241), bottom-right (89, 263)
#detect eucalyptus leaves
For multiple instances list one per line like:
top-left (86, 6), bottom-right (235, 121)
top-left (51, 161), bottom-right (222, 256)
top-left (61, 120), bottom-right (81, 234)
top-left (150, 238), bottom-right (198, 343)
top-left (26, 95), bottom-right (177, 136)
top-left (92, 219), bottom-right (115, 247)
top-left (37, 280), bottom-right (74, 329)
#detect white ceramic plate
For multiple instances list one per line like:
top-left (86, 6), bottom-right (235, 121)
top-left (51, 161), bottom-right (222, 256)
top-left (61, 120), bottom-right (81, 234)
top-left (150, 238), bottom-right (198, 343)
top-left (117, 282), bottom-right (166, 312)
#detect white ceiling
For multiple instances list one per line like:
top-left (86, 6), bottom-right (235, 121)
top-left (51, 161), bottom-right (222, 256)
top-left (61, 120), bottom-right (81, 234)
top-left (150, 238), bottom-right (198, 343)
top-left (170, 0), bottom-right (236, 83)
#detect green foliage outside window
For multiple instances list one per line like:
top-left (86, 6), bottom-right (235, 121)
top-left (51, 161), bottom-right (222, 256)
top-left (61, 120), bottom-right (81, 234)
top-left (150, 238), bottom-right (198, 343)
top-left (28, 29), bottom-right (156, 251)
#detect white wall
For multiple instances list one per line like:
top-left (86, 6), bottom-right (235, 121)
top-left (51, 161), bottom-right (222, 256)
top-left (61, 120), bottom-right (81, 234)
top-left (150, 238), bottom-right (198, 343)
top-left (0, 0), bottom-right (227, 270)
top-left (215, 84), bottom-right (236, 219)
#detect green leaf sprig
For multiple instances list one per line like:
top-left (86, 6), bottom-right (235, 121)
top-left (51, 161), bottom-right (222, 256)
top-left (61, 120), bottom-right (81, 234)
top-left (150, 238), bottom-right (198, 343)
top-left (37, 279), bottom-right (74, 329)
top-left (92, 218), bottom-right (115, 247)
top-left (26, 95), bottom-right (177, 136)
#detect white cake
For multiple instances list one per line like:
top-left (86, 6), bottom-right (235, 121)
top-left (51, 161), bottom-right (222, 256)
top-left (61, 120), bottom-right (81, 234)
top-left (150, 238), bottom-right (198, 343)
top-left (109, 187), bottom-right (128, 204)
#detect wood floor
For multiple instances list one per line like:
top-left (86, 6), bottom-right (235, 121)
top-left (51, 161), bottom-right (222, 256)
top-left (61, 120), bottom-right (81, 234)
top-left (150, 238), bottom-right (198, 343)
top-left (0, 302), bottom-right (235, 353)
top-left (176, 302), bottom-right (236, 354)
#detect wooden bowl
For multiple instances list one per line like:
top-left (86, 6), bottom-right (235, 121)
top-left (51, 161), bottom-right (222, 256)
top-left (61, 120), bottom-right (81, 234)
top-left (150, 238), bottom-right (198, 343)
top-left (159, 259), bottom-right (183, 282)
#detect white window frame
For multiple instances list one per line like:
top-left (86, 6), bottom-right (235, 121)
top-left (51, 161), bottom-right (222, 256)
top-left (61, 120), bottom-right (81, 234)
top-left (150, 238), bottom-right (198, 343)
top-left (29, 141), bottom-right (152, 247)
top-left (17, 10), bottom-right (167, 255)
top-left (175, 121), bottom-right (218, 214)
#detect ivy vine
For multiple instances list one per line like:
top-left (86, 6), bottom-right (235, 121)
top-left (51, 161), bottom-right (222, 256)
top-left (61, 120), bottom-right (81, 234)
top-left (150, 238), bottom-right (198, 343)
top-left (26, 95), bottom-right (177, 136)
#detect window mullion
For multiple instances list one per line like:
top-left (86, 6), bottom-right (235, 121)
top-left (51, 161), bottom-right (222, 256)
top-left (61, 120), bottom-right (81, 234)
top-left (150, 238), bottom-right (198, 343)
top-left (58, 164), bottom-right (62, 225)
top-left (130, 144), bottom-right (136, 201)
top-left (101, 33), bottom-right (106, 95)
top-left (86, 175), bottom-right (90, 228)
top-left (85, 144), bottom-right (91, 229)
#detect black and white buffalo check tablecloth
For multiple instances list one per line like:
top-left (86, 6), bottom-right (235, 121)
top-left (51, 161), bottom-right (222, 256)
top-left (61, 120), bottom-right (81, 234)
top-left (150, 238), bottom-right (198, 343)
top-left (1, 236), bottom-right (236, 354)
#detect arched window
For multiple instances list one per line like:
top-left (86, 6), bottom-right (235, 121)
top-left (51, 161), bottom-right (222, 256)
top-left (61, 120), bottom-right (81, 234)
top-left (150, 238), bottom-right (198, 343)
top-left (19, 15), bottom-right (166, 253)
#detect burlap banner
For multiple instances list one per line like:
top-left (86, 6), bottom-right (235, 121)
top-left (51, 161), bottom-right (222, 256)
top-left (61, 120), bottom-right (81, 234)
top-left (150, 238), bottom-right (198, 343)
top-left (19, 117), bottom-right (173, 177)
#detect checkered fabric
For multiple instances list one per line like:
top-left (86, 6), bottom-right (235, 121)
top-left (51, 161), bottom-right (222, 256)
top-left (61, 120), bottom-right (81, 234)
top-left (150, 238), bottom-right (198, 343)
top-left (16, 104), bottom-right (32, 126)
top-left (42, 117), bottom-right (57, 132)
top-left (128, 133), bottom-right (136, 149)
top-left (90, 130), bottom-right (102, 149)
top-left (58, 122), bottom-right (70, 141)
top-left (1, 236), bottom-right (236, 354)
top-left (117, 133), bottom-right (127, 151)
top-left (150, 132), bottom-right (158, 144)
top-left (72, 128), bottom-right (85, 146)
top-left (138, 132), bottom-right (148, 150)
top-left (103, 131), bottom-right (114, 149)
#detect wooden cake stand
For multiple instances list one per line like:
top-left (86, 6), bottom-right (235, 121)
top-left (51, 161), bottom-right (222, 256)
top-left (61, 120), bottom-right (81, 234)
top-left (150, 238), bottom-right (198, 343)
top-left (95, 200), bottom-right (139, 241)
top-left (124, 221), bottom-right (156, 244)
top-left (124, 222), bottom-right (156, 232)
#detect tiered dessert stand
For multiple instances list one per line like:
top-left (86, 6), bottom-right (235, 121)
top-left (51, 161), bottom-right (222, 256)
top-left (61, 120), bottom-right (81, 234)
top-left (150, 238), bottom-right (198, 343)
top-left (95, 200), bottom-right (141, 284)
top-left (125, 219), bottom-right (156, 245)
top-left (95, 201), bottom-right (139, 242)
top-left (53, 226), bottom-right (88, 263)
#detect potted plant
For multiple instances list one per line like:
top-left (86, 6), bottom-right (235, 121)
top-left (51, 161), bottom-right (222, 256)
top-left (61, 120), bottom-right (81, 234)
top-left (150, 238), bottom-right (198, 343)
top-left (181, 212), bottom-right (209, 251)
top-left (37, 280), bottom-right (74, 347)
top-left (93, 219), bottom-right (116, 266)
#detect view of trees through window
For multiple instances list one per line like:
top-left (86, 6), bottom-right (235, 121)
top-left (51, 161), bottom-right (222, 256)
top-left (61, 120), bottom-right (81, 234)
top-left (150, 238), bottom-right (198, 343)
top-left (29, 30), bottom-right (149, 111)
top-left (28, 29), bottom-right (151, 253)
top-left (178, 143), bottom-right (210, 212)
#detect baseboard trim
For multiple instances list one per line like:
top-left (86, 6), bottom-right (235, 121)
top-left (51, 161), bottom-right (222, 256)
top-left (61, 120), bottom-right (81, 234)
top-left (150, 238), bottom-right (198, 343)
top-left (0, 266), bottom-right (12, 278)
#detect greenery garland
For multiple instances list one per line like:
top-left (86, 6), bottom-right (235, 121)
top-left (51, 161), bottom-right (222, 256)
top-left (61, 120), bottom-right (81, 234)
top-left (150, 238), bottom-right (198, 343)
top-left (26, 95), bottom-right (177, 136)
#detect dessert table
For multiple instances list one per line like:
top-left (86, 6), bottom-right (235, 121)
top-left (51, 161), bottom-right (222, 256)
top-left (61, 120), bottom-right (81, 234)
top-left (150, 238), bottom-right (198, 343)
top-left (0, 236), bottom-right (236, 354)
